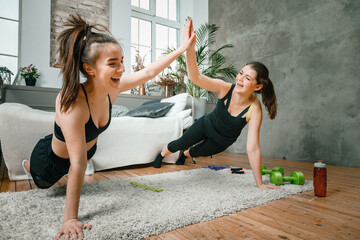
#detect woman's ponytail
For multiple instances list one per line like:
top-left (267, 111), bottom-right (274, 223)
top-left (247, 62), bottom-right (277, 119)
top-left (258, 77), bottom-right (277, 119)
top-left (57, 14), bottom-right (88, 113)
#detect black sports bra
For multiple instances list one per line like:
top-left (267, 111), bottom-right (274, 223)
top-left (203, 84), bottom-right (258, 146)
top-left (54, 84), bottom-right (112, 142)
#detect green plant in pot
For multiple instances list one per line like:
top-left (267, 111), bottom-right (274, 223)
top-left (20, 64), bottom-right (40, 86)
top-left (164, 23), bottom-right (237, 119)
top-left (0, 66), bottom-right (14, 84)
top-left (131, 49), bottom-right (161, 96)
top-left (0, 67), bottom-right (14, 102)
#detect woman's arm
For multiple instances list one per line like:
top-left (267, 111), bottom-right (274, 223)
top-left (246, 104), bottom-right (280, 189)
top-left (185, 18), bottom-right (230, 98)
top-left (117, 18), bottom-right (196, 93)
top-left (186, 44), bottom-right (230, 97)
top-left (55, 100), bottom-right (92, 240)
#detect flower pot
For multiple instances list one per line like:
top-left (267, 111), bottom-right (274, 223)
top-left (139, 84), bottom-right (145, 95)
top-left (163, 85), bottom-right (174, 98)
top-left (25, 78), bottom-right (36, 86)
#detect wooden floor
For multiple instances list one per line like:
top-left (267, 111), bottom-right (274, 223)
top-left (1, 152), bottom-right (359, 239)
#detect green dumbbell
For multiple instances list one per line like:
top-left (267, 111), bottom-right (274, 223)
top-left (261, 164), bottom-right (284, 176)
top-left (270, 171), bottom-right (305, 186)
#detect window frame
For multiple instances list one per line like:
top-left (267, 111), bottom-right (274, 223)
top-left (131, 0), bottom-right (180, 66)
top-left (0, 0), bottom-right (21, 84)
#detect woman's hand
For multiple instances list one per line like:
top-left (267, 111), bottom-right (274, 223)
top-left (180, 17), bottom-right (196, 51)
top-left (118, 16), bottom-right (195, 93)
top-left (56, 219), bottom-right (92, 240)
top-left (258, 183), bottom-right (282, 190)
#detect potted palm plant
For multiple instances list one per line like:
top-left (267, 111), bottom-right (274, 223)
top-left (164, 23), bottom-right (237, 119)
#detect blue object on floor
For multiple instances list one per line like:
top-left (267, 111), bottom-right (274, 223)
top-left (202, 165), bottom-right (230, 171)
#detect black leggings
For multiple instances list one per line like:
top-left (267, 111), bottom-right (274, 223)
top-left (168, 117), bottom-right (228, 157)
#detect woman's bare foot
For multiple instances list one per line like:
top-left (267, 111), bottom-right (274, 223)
top-left (21, 160), bottom-right (32, 179)
top-left (24, 160), bottom-right (30, 172)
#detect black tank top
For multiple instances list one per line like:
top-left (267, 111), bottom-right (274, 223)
top-left (203, 84), bottom-right (258, 146)
top-left (54, 84), bottom-right (112, 142)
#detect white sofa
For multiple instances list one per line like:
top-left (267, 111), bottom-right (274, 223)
top-left (0, 103), bottom-right (188, 180)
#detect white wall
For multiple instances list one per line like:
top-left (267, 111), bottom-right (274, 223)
top-left (19, 0), bottom-right (208, 88)
top-left (20, 0), bottom-right (61, 88)
top-left (192, 0), bottom-right (209, 31)
top-left (179, 0), bottom-right (208, 46)
top-left (110, 0), bottom-right (131, 75)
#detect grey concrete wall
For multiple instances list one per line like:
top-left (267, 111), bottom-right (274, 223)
top-left (209, 0), bottom-right (360, 167)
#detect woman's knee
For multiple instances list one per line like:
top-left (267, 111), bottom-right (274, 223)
top-left (167, 140), bottom-right (179, 153)
top-left (168, 138), bottom-right (192, 153)
top-left (189, 147), bottom-right (203, 158)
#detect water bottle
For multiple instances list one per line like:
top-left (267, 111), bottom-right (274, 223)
top-left (314, 160), bottom-right (327, 197)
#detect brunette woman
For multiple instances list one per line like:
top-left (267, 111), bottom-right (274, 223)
top-left (153, 18), bottom-right (280, 190)
top-left (22, 14), bottom-right (195, 240)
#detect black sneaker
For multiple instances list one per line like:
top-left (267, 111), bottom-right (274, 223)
top-left (175, 152), bottom-right (187, 165)
top-left (153, 153), bottom-right (164, 168)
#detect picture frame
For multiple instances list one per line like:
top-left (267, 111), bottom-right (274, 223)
top-left (50, 0), bottom-right (110, 67)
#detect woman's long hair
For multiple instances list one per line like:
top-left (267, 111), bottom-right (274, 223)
top-left (247, 61), bottom-right (277, 119)
top-left (57, 13), bottom-right (118, 113)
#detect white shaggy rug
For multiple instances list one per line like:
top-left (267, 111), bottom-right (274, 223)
top-left (0, 168), bottom-right (313, 239)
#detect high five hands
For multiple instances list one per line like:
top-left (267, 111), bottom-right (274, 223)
top-left (180, 17), bottom-right (196, 52)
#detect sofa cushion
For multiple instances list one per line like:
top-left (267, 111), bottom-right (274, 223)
top-left (111, 105), bottom-right (129, 117)
top-left (141, 99), bottom-right (161, 106)
top-left (176, 109), bottom-right (192, 120)
top-left (160, 93), bottom-right (188, 117)
top-left (125, 102), bottom-right (174, 118)
top-left (182, 116), bottom-right (194, 129)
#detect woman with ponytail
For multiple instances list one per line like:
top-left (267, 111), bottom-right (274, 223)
top-left (153, 18), bottom-right (279, 190)
top-left (22, 14), bottom-right (195, 239)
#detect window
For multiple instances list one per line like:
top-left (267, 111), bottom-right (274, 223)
top-left (156, 0), bottom-right (177, 21)
top-left (131, 0), bottom-right (180, 72)
top-left (131, 0), bottom-right (150, 10)
top-left (131, 17), bottom-right (152, 67)
top-left (155, 24), bottom-right (177, 61)
top-left (0, 0), bottom-right (20, 84)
